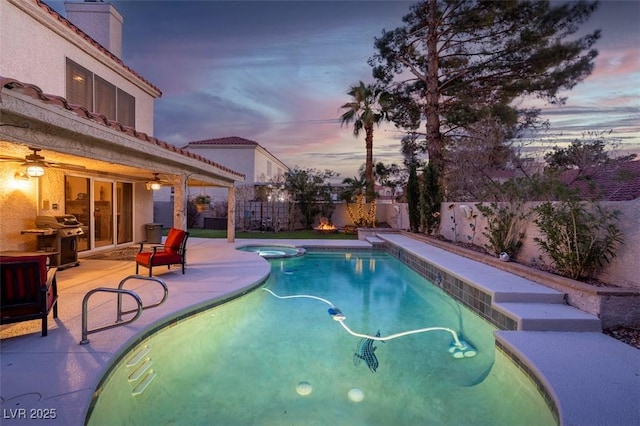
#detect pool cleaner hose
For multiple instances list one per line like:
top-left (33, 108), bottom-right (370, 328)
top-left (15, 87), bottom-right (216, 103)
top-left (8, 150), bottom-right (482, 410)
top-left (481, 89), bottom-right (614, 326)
top-left (263, 288), bottom-right (477, 358)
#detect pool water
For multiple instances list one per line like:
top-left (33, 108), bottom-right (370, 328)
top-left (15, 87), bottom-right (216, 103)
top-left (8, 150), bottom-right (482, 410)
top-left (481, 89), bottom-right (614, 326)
top-left (87, 251), bottom-right (556, 425)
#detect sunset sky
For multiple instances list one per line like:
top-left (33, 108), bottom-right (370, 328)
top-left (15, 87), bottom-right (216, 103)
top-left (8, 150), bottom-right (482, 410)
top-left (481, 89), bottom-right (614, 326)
top-left (47, 0), bottom-right (640, 178)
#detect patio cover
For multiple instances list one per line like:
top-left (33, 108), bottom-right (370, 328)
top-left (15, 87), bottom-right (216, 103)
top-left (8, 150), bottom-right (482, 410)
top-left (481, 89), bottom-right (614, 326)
top-left (0, 76), bottom-right (245, 237)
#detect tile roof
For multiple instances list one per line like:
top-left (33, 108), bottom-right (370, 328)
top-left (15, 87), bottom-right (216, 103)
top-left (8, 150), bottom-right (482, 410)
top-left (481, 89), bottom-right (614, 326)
top-left (1, 76), bottom-right (244, 180)
top-left (183, 136), bottom-right (290, 171)
top-left (563, 160), bottom-right (640, 201)
top-left (34, 0), bottom-right (161, 97)
top-left (185, 136), bottom-right (260, 147)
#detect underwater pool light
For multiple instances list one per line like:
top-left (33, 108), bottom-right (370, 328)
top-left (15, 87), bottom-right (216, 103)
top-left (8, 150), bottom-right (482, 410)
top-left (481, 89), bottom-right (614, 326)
top-left (348, 387), bottom-right (365, 402)
top-left (296, 381), bottom-right (313, 396)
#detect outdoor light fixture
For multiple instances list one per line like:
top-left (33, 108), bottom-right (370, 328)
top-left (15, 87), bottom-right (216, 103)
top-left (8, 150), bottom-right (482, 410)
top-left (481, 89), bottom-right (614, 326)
top-left (26, 164), bottom-right (45, 177)
top-left (146, 173), bottom-right (163, 191)
top-left (146, 181), bottom-right (161, 191)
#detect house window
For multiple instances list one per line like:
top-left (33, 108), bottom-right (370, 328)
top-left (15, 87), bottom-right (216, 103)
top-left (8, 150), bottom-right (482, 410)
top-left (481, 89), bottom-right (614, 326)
top-left (117, 88), bottom-right (135, 127)
top-left (66, 59), bottom-right (93, 110)
top-left (66, 58), bottom-right (135, 126)
top-left (94, 75), bottom-right (116, 119)
top-left (267, 161), bottom-right (272, 178)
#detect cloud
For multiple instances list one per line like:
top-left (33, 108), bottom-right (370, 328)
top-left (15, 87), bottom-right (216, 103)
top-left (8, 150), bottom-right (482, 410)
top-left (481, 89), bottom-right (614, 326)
top-left (154, 91), bottom-right (271, 145)
top-left (44, 0), bottom-right (639, 173)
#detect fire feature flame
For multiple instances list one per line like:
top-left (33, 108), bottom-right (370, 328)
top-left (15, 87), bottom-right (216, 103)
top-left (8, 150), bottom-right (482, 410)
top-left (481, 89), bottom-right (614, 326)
top-left (315, 223), bottom-right (337, 231)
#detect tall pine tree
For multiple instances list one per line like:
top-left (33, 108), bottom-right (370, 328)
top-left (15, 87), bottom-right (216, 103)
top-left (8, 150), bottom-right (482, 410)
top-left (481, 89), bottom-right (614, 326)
top-left (370, 0), bottom-right (600, 194)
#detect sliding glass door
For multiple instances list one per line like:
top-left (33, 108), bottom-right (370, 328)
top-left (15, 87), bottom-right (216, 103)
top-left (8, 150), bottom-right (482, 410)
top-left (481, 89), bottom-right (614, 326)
top-left (94, 180), bottom-right (113, 248)
top-left (65, 176), bottom-right (133, 251)
top-left (117, 182), bottom-right (133, 244)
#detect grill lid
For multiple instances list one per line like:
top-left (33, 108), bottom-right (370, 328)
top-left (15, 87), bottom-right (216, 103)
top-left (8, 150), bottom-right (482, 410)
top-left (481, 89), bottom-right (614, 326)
top-left (36, 214), bottom-right (83, 229)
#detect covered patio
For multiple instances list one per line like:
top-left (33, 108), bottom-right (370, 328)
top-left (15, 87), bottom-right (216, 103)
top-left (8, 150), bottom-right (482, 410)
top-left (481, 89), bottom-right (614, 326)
top-left (0, 77), bottom-right (244, 254)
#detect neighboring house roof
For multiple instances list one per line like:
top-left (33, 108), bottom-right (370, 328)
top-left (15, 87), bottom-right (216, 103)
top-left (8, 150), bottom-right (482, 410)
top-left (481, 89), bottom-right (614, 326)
top-left (32, 0), bottom-right (161, 97)
top-left (186, 136), bottom-right (260, 147)
top-left (563, 160), bottom-right (640, 201)
top-left (183, 136), bottom-right (289, 171)
top-left (1, 76), bottom-right (244, 180)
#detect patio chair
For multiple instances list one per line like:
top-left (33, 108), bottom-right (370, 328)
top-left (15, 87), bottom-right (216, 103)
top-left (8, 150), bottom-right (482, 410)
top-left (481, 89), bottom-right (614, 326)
top-left (0, 255), bottom-right (59, 336)
top-left (135, 228), bottom-right (189, 277)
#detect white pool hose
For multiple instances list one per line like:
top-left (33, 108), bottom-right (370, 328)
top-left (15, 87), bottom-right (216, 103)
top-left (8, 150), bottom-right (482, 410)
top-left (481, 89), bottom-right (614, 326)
top-left (262, 288), bottom-right (476, 357)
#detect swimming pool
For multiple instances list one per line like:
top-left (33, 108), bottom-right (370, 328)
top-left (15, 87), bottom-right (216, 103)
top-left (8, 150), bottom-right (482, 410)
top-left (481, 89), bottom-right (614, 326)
top-left (86, 251), bottom-right (555, 425)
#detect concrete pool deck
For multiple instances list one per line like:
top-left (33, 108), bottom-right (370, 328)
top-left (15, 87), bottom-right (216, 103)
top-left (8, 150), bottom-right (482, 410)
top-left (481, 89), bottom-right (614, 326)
top-left (1, 236), bottom-right (639, 425)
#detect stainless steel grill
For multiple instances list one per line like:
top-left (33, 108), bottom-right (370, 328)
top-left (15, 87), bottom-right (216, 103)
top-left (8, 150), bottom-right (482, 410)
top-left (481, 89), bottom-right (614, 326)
top-left (31, 214), bottom-right (84, 269)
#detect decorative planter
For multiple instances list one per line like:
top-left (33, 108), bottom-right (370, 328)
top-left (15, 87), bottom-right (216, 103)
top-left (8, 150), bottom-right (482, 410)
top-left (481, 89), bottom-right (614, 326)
top-left (195, 203), bottom-right (209, 213)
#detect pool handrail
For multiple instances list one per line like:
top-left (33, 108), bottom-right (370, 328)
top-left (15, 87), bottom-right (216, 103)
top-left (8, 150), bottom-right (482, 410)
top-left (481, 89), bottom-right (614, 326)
top-left (80, 287), bottom-right (143, 345)
top-left (116, 275), bottom-right (169, 321)
top-left (80, 275), bottom-right (169, 345)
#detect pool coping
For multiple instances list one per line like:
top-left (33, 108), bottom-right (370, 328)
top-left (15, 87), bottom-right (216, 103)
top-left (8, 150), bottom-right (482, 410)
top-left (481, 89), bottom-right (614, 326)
top-left (1, 237), bottom-right (638, 425)
top-left (377, 233), bottom-right (640, 426)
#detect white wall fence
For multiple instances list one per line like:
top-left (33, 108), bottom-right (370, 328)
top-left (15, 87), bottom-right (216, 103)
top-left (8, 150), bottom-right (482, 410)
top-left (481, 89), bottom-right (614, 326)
top-left (435, 200), bottom-right (640, 289)
top-left (156, 198), bottom-right (638, 288)
top-left (330, 201), bottom-right (638, 289)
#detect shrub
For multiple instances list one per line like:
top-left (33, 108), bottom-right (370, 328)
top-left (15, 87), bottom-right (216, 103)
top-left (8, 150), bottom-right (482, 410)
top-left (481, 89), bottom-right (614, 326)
top-left (475, 201), bottom-right (529, 257)
top-left (186, 199), bottom-right (201, 228)
top-left (533, 200), bottom-right (623, 280)
top-left (420, 162), bottom-right (441, 235)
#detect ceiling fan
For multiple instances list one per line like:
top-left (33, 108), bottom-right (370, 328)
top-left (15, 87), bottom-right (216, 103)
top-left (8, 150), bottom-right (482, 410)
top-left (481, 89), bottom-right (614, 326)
top-left (145, 173), bottom-right (172, 190)
top-left (0, 147), bottom-right (86, 176)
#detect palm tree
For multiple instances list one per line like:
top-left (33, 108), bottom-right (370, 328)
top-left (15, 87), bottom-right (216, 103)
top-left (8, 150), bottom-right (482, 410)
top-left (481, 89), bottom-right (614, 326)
top-left (340, 81), bottom-right (388, 202)
top-left (340, 174), bottom-right (367, 203)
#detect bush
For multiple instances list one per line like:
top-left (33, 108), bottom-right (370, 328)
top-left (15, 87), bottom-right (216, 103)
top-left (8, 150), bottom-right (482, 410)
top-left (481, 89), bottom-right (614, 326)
top-left (475, 201), bottom-right (528, 257)
top-left (186, 199), bottom-right (201, 228)
top-left (420, 162), bottom-right (441, 235)
top-left (533, 200), bottom-right (623, 280)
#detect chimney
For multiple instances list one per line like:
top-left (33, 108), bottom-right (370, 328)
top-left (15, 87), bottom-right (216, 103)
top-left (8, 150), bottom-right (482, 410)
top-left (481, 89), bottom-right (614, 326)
top-left (64, 1), bottom-right (124, 58)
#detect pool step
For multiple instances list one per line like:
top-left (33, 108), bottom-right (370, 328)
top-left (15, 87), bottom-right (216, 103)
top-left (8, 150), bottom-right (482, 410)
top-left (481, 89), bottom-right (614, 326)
top-left (126, 345), bottom-right (150, 367)
top-left (126, 345), bottom-right (157, 396)
top-left (128, 358), bottom-right (153, 382)
top-left (365, 236), bottom-right (385, 247)
top-left (495, 302), bottom-right (602, 332)
top-left (131, 371), bottom-right (157, 396)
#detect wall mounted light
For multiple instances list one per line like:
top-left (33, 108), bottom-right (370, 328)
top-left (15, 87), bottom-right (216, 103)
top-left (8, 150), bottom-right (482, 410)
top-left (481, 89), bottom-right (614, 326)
top-left (458, 204), bottom-right (473, 219)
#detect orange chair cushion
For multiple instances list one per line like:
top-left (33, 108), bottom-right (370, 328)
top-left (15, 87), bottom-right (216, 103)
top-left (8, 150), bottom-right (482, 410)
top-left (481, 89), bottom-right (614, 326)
top-left (135, 251), bottom-right (183, 267)
top-left (164, 228), bottom-right (186, 253)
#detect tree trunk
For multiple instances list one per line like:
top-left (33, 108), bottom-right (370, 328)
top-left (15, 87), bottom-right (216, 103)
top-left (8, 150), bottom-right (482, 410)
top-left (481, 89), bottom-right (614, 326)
top-left (365, 125), bottom-right (375, 203)
top-left (425, 0), bottom-right (444, 186)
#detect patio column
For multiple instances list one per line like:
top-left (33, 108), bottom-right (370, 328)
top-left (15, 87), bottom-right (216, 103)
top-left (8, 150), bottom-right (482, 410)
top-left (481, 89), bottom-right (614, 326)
top-left (227, 186), bottom-right (235, 242)
top-left (173, 174), bottom-right (188, 230)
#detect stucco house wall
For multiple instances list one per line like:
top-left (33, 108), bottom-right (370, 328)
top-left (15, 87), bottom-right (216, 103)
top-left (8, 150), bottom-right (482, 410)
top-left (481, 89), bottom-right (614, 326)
top-left (155, 137), bottom-right (288, 204)
top-left (0, 0), bottom-right (157, 134)
top-left (0, 0), bottom-right (161, 250)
